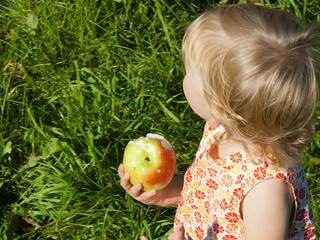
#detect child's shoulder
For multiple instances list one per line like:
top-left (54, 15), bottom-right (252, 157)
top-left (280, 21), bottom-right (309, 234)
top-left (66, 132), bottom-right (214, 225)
top-left (241, 161), bottom-right (314, 239)
top-left (241, 175), bottom-right (295, 239)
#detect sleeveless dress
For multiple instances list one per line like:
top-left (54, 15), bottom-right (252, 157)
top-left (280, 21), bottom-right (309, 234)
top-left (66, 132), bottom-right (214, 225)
top-left (174, 124), bottom-right (316, 240)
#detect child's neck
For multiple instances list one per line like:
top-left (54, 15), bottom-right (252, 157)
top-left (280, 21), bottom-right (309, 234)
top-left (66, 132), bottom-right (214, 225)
top-left (209, 136), bottom-right (245, 160)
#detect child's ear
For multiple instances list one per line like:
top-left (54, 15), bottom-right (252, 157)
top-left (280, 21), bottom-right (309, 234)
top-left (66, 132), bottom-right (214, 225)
top-left (208, 117), bottom-right (220, 128)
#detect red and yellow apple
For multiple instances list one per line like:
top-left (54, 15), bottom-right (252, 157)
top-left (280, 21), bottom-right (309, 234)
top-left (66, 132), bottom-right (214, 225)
top-left (123, 133), bottom-right (176, 191)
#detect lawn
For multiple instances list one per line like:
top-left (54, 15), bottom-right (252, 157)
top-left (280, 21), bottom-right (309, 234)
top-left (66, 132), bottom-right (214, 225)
top-left (0, 0), bottom-right (319, 239)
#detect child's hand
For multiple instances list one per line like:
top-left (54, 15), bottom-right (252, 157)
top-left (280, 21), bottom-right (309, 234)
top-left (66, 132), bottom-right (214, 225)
top-left (118, 164), bottom-right (164, 205)
top-left (140, 223), bottom-right (186, 240)
top-left (168, 223), bottom-right (185, 240)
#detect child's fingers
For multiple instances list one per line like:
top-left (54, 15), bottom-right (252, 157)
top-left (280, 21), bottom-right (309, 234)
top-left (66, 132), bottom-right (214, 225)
top-left (117, 164), bottom-right (125, 177)
top-left (119, 166), bottom-right (133, 191)
top-left (139, 190), bottom-right (157, 203)
top-left (128, 183), bottom-right (143, 198)
top-left (118, 163), bottom-right (159, 204)
top-left (119, 172), bottom-right (130, 187)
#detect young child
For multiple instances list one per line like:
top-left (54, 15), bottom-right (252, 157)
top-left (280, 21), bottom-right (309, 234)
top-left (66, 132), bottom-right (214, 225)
top-left (119, 4), bottom-right (318, 240)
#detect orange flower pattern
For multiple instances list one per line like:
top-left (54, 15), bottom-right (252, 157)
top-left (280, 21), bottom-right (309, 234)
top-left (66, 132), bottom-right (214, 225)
top-left (174, 125), bottom-right (315, 239)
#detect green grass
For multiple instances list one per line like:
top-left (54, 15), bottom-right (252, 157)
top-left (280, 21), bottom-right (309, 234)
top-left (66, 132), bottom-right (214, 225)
top-left (0, 0), bottom-right (319, 239)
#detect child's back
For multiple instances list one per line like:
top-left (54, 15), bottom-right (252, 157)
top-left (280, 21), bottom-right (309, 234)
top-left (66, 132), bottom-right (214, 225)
top-left (175, 124), bottom-right (315, 239)
top-left (175, 4), bottom-right (318, 239)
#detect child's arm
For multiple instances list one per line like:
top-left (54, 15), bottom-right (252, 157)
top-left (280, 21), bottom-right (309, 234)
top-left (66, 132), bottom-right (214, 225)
top-left (242, 178), bottom-right (294, 240)
top-left (118, 164), bottom-right (184, 207)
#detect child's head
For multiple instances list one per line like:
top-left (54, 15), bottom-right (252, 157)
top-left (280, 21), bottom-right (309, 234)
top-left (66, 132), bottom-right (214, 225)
top-left (183, 4), bottom-right (319, 165)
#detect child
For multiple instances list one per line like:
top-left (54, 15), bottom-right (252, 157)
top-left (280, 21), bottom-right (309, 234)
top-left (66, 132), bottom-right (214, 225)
top-left (119, 4), bottom-right (318, 240)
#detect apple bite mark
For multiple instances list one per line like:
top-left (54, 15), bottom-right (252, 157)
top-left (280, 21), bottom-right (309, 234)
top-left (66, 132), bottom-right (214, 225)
top-left (123, 134), bottom-right (176, 191)
top-left (146, 133), bottom-right (173, 151)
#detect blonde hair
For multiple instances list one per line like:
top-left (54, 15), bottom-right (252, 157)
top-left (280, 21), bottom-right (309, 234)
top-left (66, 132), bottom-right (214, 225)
top-left (183, 4), bottom-right (319, 165)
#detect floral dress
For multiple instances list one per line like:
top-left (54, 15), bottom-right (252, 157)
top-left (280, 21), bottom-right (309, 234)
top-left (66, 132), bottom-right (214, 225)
top-left (174, 125), bottom-right (316, 240)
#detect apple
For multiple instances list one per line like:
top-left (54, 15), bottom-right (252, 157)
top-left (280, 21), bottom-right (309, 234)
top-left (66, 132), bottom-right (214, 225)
top-left (123, 133), bottom-right (176, 191)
